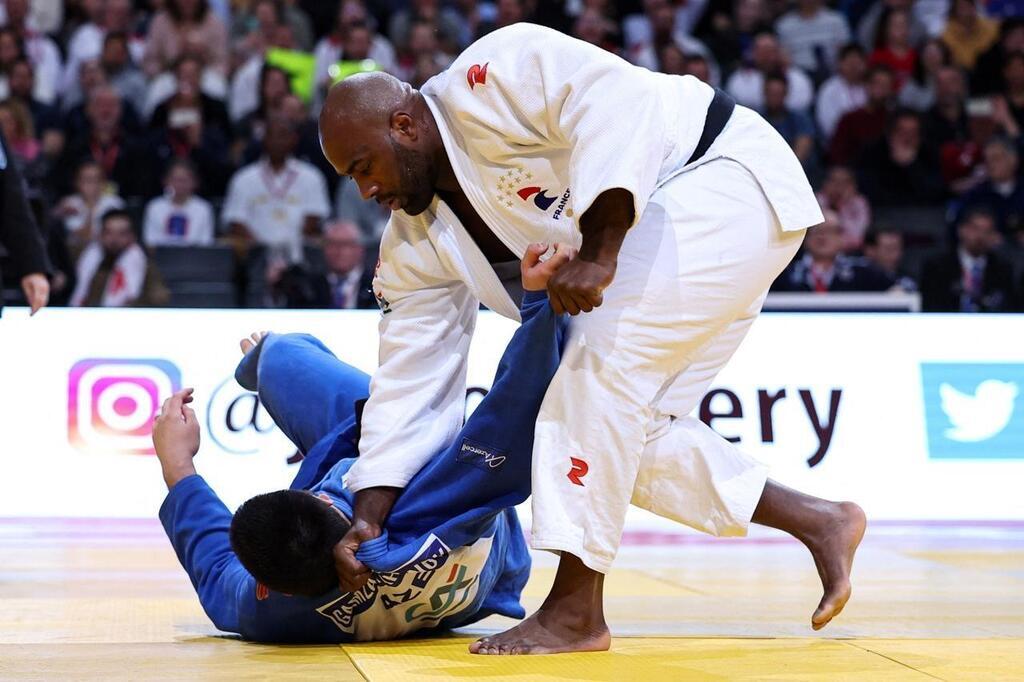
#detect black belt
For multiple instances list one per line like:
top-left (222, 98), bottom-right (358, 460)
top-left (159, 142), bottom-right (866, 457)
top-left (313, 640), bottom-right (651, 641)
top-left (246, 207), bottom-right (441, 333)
top-left (685, 87), bottom-right (736, 165)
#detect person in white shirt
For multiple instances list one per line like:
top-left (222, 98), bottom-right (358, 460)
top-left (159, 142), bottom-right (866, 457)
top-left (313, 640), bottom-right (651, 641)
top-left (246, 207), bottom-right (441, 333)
top-left (726, 32), bottom-right (815, 112)
top-left (70, 208), bottom-right (168, 307)
top-left (319, 24), bottom-right (864, 656)
top-left (143, 160), bottom-right (215, 247)
top-left (55, 160), bottom-right (125, 257)
top-left (221, 115), bottom-right (330, 264)
top-left (774, 0), bottom-right (852, 78)
top-left (816, 43), bottom-right (869, 142)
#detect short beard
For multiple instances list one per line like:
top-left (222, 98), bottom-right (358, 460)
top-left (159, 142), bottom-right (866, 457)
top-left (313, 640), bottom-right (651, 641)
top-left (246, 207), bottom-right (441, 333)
top-left (390, 137), bottom-right (435, 215)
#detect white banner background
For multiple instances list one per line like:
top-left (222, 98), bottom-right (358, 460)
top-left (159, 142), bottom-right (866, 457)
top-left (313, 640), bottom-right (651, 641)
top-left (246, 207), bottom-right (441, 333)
top-left (1, 307), bottom-right (1022, 525)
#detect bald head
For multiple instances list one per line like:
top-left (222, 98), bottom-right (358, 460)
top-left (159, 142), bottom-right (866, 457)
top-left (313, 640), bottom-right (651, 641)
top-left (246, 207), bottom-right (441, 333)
top-left (322, 72), bottom-right (411, 127)
top-left (319, 73), bottom-right (443, 216)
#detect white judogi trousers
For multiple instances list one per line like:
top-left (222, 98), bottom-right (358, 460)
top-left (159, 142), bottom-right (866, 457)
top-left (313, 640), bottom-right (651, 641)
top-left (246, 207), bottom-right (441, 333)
top-left (530, 159), bottom-right (806, 573)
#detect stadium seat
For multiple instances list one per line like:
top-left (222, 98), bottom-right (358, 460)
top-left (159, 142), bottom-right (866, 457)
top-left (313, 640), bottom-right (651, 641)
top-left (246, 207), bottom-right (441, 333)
top-left (152, 245), bottom-right (238, 308)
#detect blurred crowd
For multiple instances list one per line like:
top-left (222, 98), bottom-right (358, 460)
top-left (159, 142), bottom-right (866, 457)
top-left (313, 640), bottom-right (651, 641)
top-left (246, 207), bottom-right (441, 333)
top-left (1, 0), bottom-right (1023, 312)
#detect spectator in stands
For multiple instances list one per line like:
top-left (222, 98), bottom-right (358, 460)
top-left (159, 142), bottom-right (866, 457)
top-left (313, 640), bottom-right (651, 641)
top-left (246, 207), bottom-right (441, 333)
top-left (231, 0), bottom-right (283, 63)
top-left (0, 98), bottom-right (38, 164)
top-left (921, 209), bottom-right (1018, 311)
top-left (57, 84), bottom-right (153, 199)
top-left (1000, 51), bottom-right (1024, 130)
top-left (953, 137), bottom-right (1024, 240)
top-left (772, 210), bottom-right (895, 292)
top-left (334, 172), bottom-right (389, 244)
top-left (54, 160), bottom-right (125, 257)
top-left (279, 93), bottom-right (337, 192)
top-left (222, 115), bottom-right (330, 265)
top-left (862, 228), bottom-right (918, 291)
top-left (100, 31), bottom-right (147, 116)
top-left (939, 97), bottom-right (1020, 196)
top-left (971, 18), bottom-right (1024, 95)
top-left (239, 91), bottom-right (334, 190)
top-left (0, 94), bottom-right (51, 193)
top-left (576, 8), bottom-right (622, 54)
top-left (726, 32), bottom-right (814, 113)
top-left (395, 19), bottom-right (453, 88)
top-left (941, 0), bottom-right (999, 71)
top-left (1, 0), bottom-right (61, 105)
top-left (699, 0), bottom-right (772, 76)
top-left (817, 165), bottom-right (872, 251)
top-left (774, 0), bottom-right (850, 83)
top-left (629, 0), bottom-right (718, 82)
top-left (232, 0), bottom-right (314, 55)
top-left (816, 44), bottom-right (868, 142)
top-left (143, 159), bottom-right (215, 247)
top-left (276, 220), bottom-right (377, 309)
top-left (856, 0), bottom-right (927, 53)
top-left (5, 58), bottom-right (59, 138)
top-left (829, 65), bottom-right (894, 165)
top-left (313, 9), bottom-right (397, 106)
top-left (234, 64), bottom-right (291, 152)
top-left (149, 54), bottom-right (231, 135)
top-left (143, 0), bottom-right (229, 79)
top-left (0, 26), bottom-right (24, 85)
top-left (898, 39), bottom-right (952, 112)
top-left (858, 109), bottom-right (945, 207)
top-left (762, 73), bottom-right (815, 167)
top-left (229, 25), bottom-right (295, 124)
top-left (62, 0), bottom-right (142, 94)
top-left (923, 65), bottom-right (967, 147)
top-left (490, 0), bottom-right (529, 35)
top-left (277, 0), bottom-right (314, 51)
top-left (70, 208), bottom-right (170, 307)
top-left (685, 54), bottom-right (714, 83)
top-left (657, 43), bottom-right (686, 75)
top-left (388, 0), bottom-right (463, 56)
top-left (150, 54), bottom-right (232, 196)
top-left (868, 8), bottom-right (916, 92)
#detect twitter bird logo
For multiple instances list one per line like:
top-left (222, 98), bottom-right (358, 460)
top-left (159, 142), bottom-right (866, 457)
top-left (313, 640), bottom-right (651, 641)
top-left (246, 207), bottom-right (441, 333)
top-left (939, 380), bottom-right (1018, 442)
top-left (922, 363), bottom-right (1024, 459)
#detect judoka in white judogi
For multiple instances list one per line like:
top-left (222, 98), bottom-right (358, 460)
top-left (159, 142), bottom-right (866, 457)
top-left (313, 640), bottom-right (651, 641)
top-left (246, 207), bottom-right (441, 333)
top-left (335, 23), bottom-right (824, 574)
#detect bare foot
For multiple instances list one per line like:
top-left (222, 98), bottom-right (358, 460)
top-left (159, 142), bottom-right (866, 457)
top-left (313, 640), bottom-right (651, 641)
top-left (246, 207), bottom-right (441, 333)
top-left (469, 605), bottom-right (610, 655)
top-left (806, 501), bottom-right (866, 630)
top-left (239, 331), bottom-right (269, 355)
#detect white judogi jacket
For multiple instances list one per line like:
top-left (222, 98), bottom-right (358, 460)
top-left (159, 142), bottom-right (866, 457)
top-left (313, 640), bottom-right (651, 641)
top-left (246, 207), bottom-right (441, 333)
top-left (343, 23), bottom-right (823, 492)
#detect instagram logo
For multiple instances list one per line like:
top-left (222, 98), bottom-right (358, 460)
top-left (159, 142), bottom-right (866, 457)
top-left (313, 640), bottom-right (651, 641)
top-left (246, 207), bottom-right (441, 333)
top-left (68, 359), bottom-right (182, 455)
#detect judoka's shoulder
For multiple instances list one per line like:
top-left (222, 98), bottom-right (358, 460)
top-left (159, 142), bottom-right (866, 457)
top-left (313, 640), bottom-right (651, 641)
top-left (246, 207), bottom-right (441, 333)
top-left (456, 23), bottom-right (568, 66)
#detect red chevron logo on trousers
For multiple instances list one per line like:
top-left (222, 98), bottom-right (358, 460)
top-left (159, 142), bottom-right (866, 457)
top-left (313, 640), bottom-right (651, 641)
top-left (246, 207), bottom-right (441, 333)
top-left (567, 457), bottom-right (589, 486)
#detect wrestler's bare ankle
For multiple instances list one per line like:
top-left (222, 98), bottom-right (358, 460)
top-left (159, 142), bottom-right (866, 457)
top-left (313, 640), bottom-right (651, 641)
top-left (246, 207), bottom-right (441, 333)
top-left (803, 501), bottom-right (866, 630)
top-left (469, 604), bottom-right (610, 655)
top-left (470, 553), bottom-right (610, 655)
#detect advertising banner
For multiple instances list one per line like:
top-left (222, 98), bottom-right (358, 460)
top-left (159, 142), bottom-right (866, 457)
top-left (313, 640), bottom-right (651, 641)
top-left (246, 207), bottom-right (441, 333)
top-left (1, 308), bottom-right (1022, 523)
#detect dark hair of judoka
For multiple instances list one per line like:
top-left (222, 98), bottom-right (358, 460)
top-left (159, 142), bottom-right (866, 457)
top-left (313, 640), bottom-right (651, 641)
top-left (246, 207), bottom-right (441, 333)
top-left (230, 490), bottom-right (351, 597)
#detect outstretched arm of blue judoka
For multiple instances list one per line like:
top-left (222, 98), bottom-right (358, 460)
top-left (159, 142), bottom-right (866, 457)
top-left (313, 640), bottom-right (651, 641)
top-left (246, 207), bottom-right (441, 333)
top-left (159, 475), bottom-right (256, 636)
top-left (364, 292), bottom-right (565, 561)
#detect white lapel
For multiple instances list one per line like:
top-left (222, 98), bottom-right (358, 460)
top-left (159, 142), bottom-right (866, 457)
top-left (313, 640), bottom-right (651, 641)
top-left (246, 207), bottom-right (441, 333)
top-left (429, 199), bottom-right (522, 322)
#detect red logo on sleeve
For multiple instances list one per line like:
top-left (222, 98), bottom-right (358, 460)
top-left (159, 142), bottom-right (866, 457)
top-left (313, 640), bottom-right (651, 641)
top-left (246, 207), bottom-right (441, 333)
top-left (567, 457), bottom-right (589, 486)
top-left (256, 582), bottom-right (269, 601)
top-left (467, 63), bottom-right (488, 89)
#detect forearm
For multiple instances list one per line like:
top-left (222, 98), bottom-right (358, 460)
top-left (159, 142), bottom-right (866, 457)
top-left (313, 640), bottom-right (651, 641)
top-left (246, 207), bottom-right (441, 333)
top-left (348, 486), bottom-right (401, 534)
top-left (577, 188), bottom-right (634, 264)
top-left (162, 458), bottom-right (197, 490)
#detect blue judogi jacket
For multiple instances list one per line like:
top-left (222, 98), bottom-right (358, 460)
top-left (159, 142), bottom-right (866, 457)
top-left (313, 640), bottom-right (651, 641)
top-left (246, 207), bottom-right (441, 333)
top-left (159, 291), bottom-right (565, 643)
